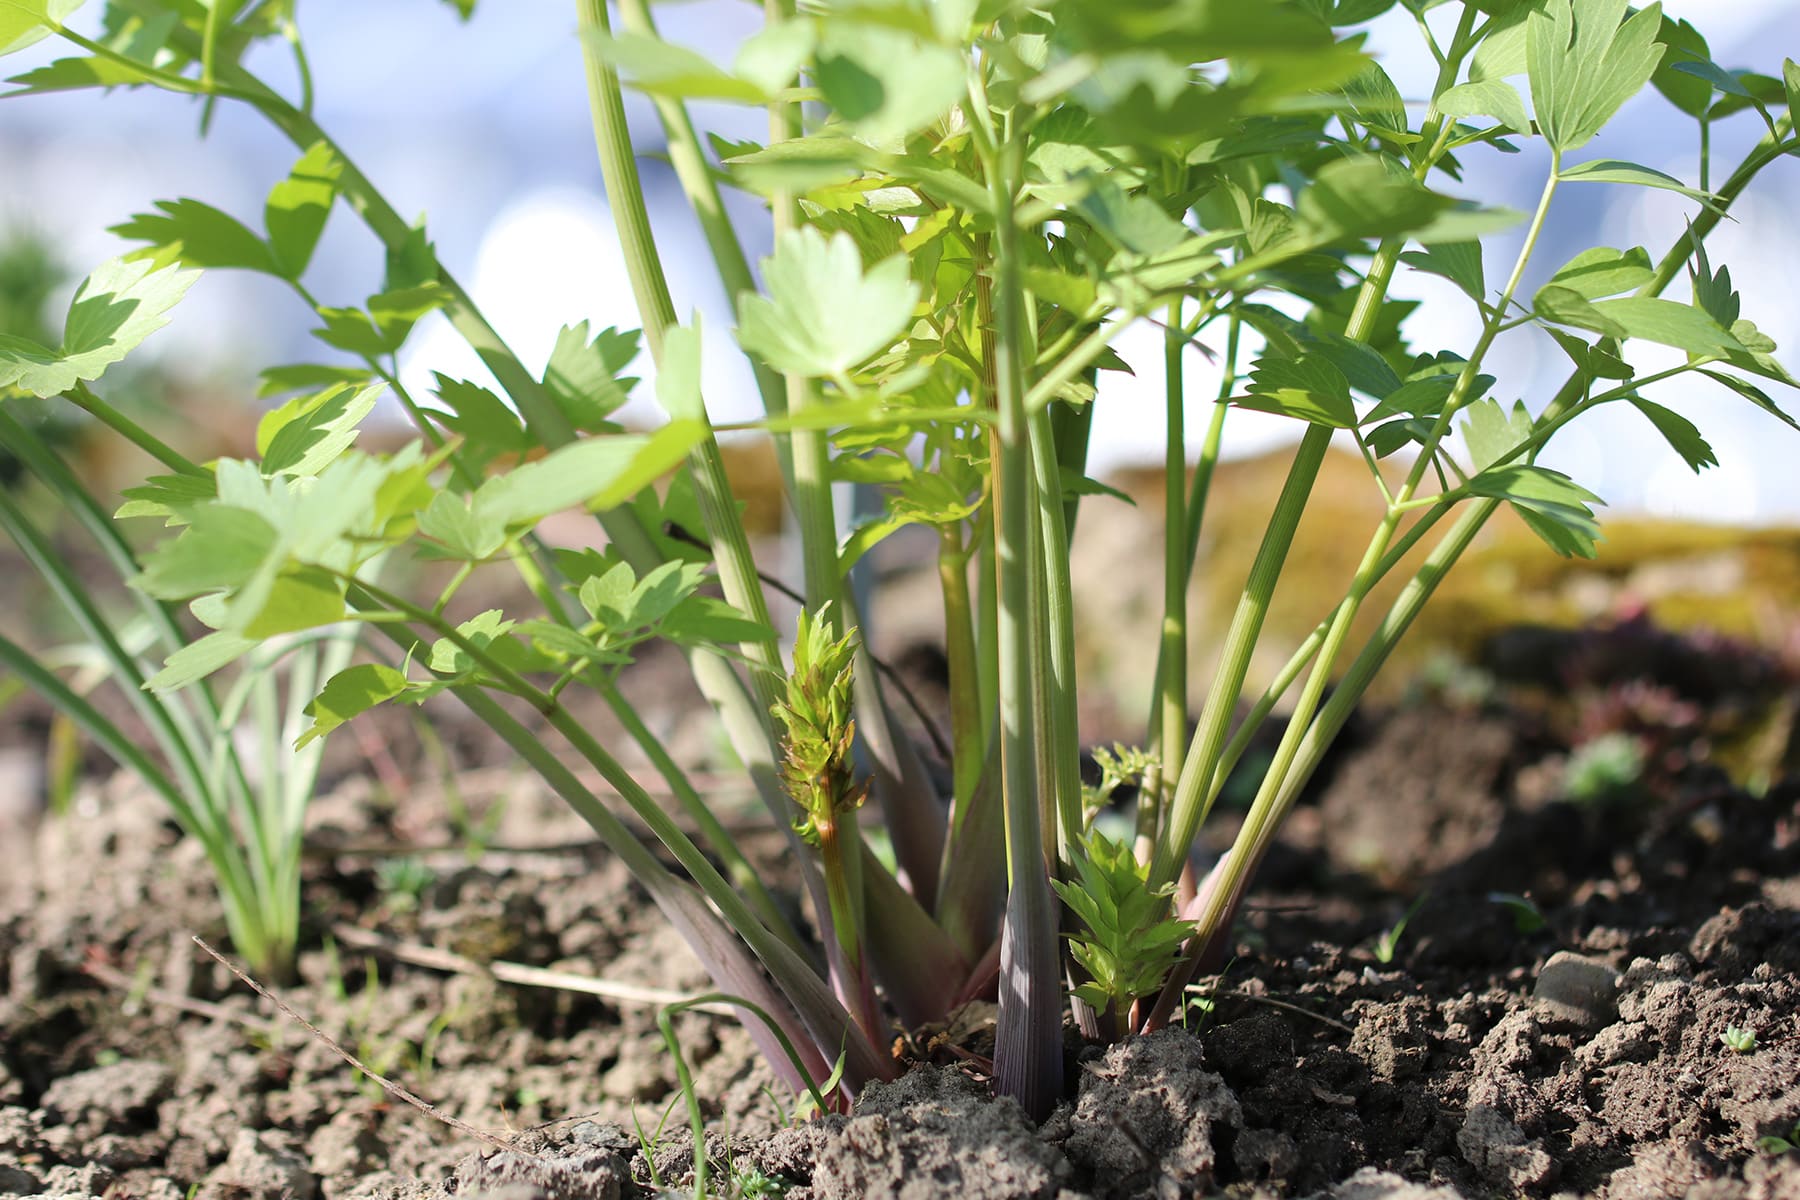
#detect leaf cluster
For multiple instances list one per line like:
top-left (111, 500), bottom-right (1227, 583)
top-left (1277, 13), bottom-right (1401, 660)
top-left (1052, 831), bottom-right (1194, 1026)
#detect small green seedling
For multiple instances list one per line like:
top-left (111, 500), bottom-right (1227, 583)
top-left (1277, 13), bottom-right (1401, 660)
top-left (374, 856), bottom-right (436, 914)
top-left (1721, 1025), bottom-right (1758, 1054)
top-left (1372, 893), bottom-right (1429, 965)
top-left (1564, 732), bottom-right (1646, 805)
top-left (1487, 892), bottom-right (1547, 934)
top-left (1758, 1121), bottom-right (1800, 1155)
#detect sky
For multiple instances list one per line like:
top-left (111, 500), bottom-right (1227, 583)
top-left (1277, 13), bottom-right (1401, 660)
top-left (2, 0), bottom-right (1798, 522)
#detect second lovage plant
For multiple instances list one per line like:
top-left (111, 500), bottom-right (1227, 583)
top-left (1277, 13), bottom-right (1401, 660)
top-left (4, 0), bottom-right (1798, 1122)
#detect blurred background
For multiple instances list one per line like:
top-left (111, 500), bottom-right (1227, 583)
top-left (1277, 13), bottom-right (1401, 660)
top-left (2, 0), bottom-right (1798, 521)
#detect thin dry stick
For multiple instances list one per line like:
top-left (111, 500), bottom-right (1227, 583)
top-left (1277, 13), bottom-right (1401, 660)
top-left (193, 935), bottom-right (538, 1160)
top-left (328, 923), bottom-right (738, 1015)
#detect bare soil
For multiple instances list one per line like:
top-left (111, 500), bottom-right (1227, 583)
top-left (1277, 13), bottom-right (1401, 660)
top-left (2, 646), bottom-right (1798, 1200)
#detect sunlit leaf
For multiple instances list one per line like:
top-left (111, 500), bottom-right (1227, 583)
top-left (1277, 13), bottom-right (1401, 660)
top-left (1557, 158), bottom-right (1720, 210)
top-left (111, 198), bottom-right (276, 273)
top-left (265, 140), bottom-right (342, 279)
top-left (1527, 0), bottom-right (1665, 153)
top-left (1399, 241), bottom-right (1486, 304)
top-left (0, 0), bottom-right (85, 59)
top-left (258, 382), bottom-right (383, 477)
top-left (543, 321), bottom-right (639, 431)
top-left (1436, 79), bottom-right (1532, 133)
top-left (299, 663), bottom-right (411, 747)
top-left (1237, 353), bottom-right (1357, 427)
top-left (737, 228), bottom-right (918, 377)
top-left (0, 256), bottom-right (196, 397)
top-left (1546, 245), bottom-right (1653, 299)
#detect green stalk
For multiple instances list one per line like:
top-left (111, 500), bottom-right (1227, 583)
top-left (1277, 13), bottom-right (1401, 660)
top-left (65, 383), bottom-right (207, 477)
top-left (986, 125), bottom-right (1062, 1120)
top-left (939, 524), bottom-right (984, 818)
top-left (1143, 310), bottom-right (1235, 764)
top-left (1144, 301), bottom-right (1188, 841)
top-left (1026, 406), bottom-right (1082, 860)
top-left (1216, 159), bottom-right (1561, 876)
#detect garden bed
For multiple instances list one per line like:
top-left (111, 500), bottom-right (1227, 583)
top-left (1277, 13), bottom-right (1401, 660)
top-left (3, 664), bottom-right (1797, 1200)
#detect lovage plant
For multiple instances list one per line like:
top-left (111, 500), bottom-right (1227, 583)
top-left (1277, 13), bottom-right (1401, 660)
top-left (3, 0), bottom-right (1797, 1122)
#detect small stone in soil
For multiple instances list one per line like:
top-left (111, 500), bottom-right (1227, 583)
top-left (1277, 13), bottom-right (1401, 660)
top-left (1531, 951), bottom-right (1619, 1031)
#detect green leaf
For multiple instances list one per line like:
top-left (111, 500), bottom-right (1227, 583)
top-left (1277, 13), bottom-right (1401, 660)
top-left (312, 306), bottom-right (389, 358)
top-left (110, 198), bottom-right (275, 273)
top-left (0, 0), bottom-right (83, 58)
top-left (1399, 241), bottom-right (1485, 304)
top-left (736, 228), bottom-right (918, 378)
top-left (265, 140), bottom-right (341, 279)
top-left (258, 363), bottom-right (374, 398)
top-left (419, 491), bottom-right (503, 562)
top-left (815, 24), bottom-right (965, 144)
top-left (472, 424), bottom-right (708, 535)
top-left (1467, 464), bottom-right (1603, 557)
top-left (299, 663), bottom-right (410, 747)
top-left (430, 374), bottom-right (528, 457)
top-left (1436, 78), bottom-right (1532, 132)
top-left (1588, 296), bottom-right (1743, 354)
top-left (428, 610), bottom-right (528, 675)
top-left (1238, 354), bottom-right (1357, 428)
top-left (241, 563), bottom-right (347, 638)
top-left (142, 630), bottom-right (256, 692)
top-left (366, 283), bottom-right (450, 352)
top-left (1557, 158), bottom-right (1720, 210)
top-left (544, 321), bottom-right (639, 431)
top-left (1543, 327), bottom-right (1634, 379)
top-left (258, 382), bottom-right (382, 477)
top-left (1546, 245), bottom-right (1653, 299)
top-left (662, 596), bottom-right (777, 647)
top-left (724, 137), bottom-right (867, 195)
top-left (116, 472), bottom-right (218, 523)
top-left (1468, 0), bottom-right (1542, 83)
top-left (1527, 0), bottom-right (1665, 153)
top-left (1650, 17), bottom-right (1713, 116)
top-left (1461, 397), bottom-right (1535, 471)
top-left (0, 257), bottom-right (196, 397)
top-left (656, 317), bottom-right (705, 422)
top-left (733, 19), bottom-right (814, 94)
top-left (1687, 237), bottom-right (1738, 328)
top-left (1629, 397), bottom-right (1715, 472)
top-left (1297, 155), bottom-right (1452, 241)
top-left (5, 53), bottom-right (153, 94)
top-left (133, 505), bottom-right (277, 600)
top-left (585, 30), bottom-right (766, 103)
top-left (1365, 374), bottom-right (1456, 422)
top-left (1073, 180), bottom-right (1191, 256)
top-left (1534, 283), bottom-right (1627, 339)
